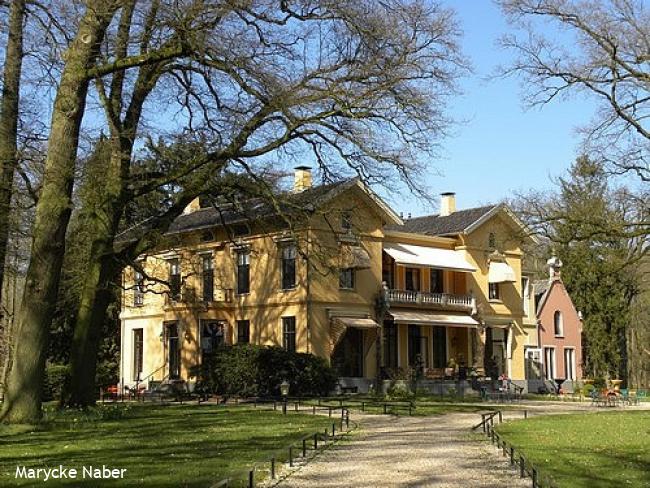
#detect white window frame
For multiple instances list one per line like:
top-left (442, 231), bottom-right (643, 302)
top-left (544, 346), bottom-right (556, 380)
top-left (564, 347), bottom-right (576, 381)
top-left (522, 277), bottom-right (530, 316)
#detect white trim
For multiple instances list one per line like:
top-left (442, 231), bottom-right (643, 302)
top-left (563, 347), bottom-right (576, 381)
top-left (543, 346), bottom-right (557, 380)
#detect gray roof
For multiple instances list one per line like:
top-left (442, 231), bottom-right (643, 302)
top-left (386, 205), bottom-right (498, 236)
top-left (116, 179), bottom-right (356, 243)
top-left (533, 279), bottom-right (551, 309)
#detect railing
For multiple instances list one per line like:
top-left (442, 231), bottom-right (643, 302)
top-left (386, 289), bottom-right (475, 310)
top-left (477, 410), bottom-right (559, 488)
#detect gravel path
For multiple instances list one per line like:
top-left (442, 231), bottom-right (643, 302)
top-left (273, 411), bottom-right (529, 488)
top-left (272, 402), bottom-right (650, 488)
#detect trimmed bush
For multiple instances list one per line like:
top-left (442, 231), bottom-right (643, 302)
top-left (43, 364), bottom-right (70, 402)
top-left (198, 344), bottom-right (337, 397)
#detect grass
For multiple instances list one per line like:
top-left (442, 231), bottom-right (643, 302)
top-left (495, 410), bottom-right (650, 488)
top-left (0, 403), bottom-right (334, 487)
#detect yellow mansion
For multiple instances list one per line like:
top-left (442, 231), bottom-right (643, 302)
top-left (119, 167), bottom-right (539, 392)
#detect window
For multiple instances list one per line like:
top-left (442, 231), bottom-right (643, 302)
top-left (488, 232), bottom-right (496, 249)
top-left (430, 269), bottom-right (444, 294)
top-left (341, 212), bottom-right (352, 232)
top-left (133, 328), bottom-right (143, 381)
top-left (408, 324), bottom-right (421, 367)
top-left (432, 326), bottom-right (447, 369)
top-left (282, 316), bottom-right (296, 352)
top-left (201, 320), bottom-right (225, 354)
top-left (232, 223), bottom-right (250, 237)
top-left (200, 230), bottom-right (214, 242)
top-left (134, 270), bottom-right (144, 306)
top-left (522, 277), bottom-right (530, 316)
top-left (383, 320), bottom-right (398, 369)
top-left (281, 244), bottom-right (297, 289)
top-left (202, 255), bottom-right (214, 302)
top-left (488, 282), bottom-right (500, 300)
top-left (168, 259), bottom-right (181, 301)
top-left (165, 322), bottom-right (181, 380)
top-left (339, 268), bottom-right (355, 289)
top-left (237, 320), bottom-right (250, 344)
top-left (236, 250), bottom-right (250, 294)
top-left (544, 347), bottom-right (556, 380)
top-left (564, 348), bottom-right (575, 380)
top-left (554, 311), bottom-right (563, 336)
top-left (405, 267), bottom-right (420, 291)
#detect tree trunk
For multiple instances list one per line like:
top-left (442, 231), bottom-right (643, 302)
top-left (0, 2), bottom-right (118, 424)
top-left (66, 146), bottom-right (126, 406)
top-left (0, 0), bottom-right (26, 382)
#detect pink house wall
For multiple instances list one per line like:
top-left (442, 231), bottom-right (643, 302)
top-left (538, 280), bottom-right (583, 380)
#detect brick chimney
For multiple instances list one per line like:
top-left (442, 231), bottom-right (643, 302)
top-left (293, 166), bottom-right (312, 193)
top-left (440, 192), bottom-right (456, 217)
top-left (547, 256), bottom-right (563, 281)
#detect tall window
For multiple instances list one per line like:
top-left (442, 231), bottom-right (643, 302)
top-left (202, 255), bottom-right (214, 302)
top-left (236, 250), bottom-right (250, 294)
top-left (430, 269), bottom-right (444, 294)
top-left (383, 320), bottom-right (398, 368)
top-left (544, 347), bottom-right (556, 380)
top-left (408, 324), bottom-right (421, 367)
top-left (133, 328), bottom-right (143, 381)
top-left (522, 277), bottom-right (530, 316)
top-left (281, 244), bottom-right (297, 289)
top-left (168, 259), bottom-right (181, 301)
top-left (488, 282), bottom-right (500, 300)
top-left (339, 268), bottom-right (355, 289)
top-left (237, 320), bottom-right (250, 344)
top-left (165, 322), bottom-right (181, 380)
top-left (554, 311), bottom-right (563, 336)
top-left (282, 316), bottom-right (296, 352)
top-left (201, 320), bottom-right (225, 354)
top-left (405, 267), bottom-right (420, 291)
top-left (564, 348), bottom-right (575, 380)
top-left (134, 270), bottom-right (144, 306)
top-left (432, 326), bottom-right (447, 368)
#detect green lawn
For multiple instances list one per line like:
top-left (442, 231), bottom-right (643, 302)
top-left (0, 403), bottom-right (334, 487)
top-left (495, 411), bottom-right (650, 488)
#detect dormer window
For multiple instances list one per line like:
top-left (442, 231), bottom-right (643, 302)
top-left (488, 232), bottom-right (496, 249)
top-left (341, 212), bottom-right (352, 232)
top-left (232, 223), bottom-right (250, 237)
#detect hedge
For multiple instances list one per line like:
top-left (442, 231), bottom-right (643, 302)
top-left (195, 344), bottom-right (338, 397)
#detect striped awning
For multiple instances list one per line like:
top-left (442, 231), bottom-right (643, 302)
top-left (388, 310), bottom-right (479, 328)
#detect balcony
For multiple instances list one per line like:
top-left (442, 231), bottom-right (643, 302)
top-left (385, 289), bottom-right (476, 313)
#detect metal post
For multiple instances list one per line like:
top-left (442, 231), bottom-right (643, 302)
top-left (282, 400), bottom-right (287, 415)
top-left (498, 411), bottom-right (503, 423)
top-left (502, 442), bottom-right (507, 457)
top-left (510, 446), bottom-right (515, 465)
top-left (520, 456), bottom-right (525, 478)
top-left (383, 404), bottom-right (387, 414)
top-left (271, 457), bottom-right (275, 479)
top-left (361, 401), bottom-right (365, 412)
top-left (274, 401), bottom-right (277, 411)
top-left (289, 447), bottom-right (293, 467)
top-left (328, 406), bottom-right (332, 418)
top-left (295, 402), bottom-right (298, 412)
top-left (524, 410), bottom-right (528, 419)
top-left (314, 433), bottom-right (318, 450)
top-left (346, 409), bottom-right (350, 428)
top-left (313, 405), bottom-right (316, 415)
top-left (332, 423), bottom-right (336, 437)
top-left (532, 468), bottom-right (538, 488)
top-left (302, 439), bottom-right (307, 457)
top-left (248, 470), bottom-right (254, 488)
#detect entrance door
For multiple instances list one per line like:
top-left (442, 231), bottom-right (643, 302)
top-left (165, 322), bottom-right (181, 380)
top-left (332, 328), bottom-right (363, 377)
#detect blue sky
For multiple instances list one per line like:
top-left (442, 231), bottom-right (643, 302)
top-left (385, 0), bottom-right (597, 216)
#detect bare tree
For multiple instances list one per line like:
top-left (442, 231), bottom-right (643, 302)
top-left (2, 0), bottom-right (468, 421)
top-left (497, 0), bottom-right (650, 184)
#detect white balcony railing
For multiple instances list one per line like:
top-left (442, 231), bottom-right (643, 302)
top-left (385, 289), bottom-right (475, 311)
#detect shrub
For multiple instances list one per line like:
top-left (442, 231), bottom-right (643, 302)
top-left (43, 364), bottom-right (70, 402)
top-left (199, 345), bottom-right (337, 397)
